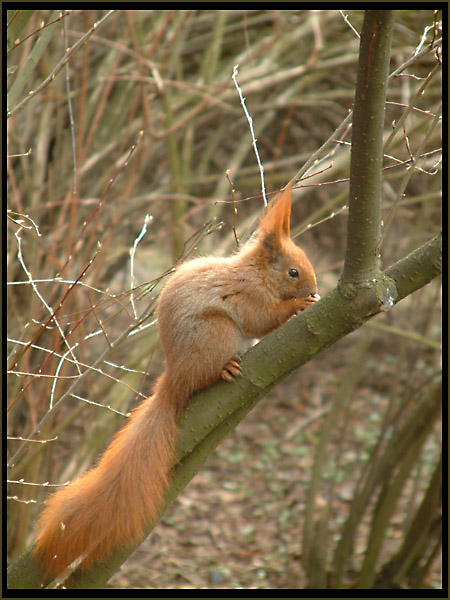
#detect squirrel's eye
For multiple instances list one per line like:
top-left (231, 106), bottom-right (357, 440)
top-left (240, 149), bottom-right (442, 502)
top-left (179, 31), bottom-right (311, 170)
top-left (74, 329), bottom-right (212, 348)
top-left (288, 268), bottom-right (299, 278)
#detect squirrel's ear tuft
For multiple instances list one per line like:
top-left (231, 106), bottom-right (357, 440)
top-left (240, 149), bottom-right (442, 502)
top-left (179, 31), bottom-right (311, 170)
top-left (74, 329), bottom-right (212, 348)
top-left (259, 181), bottom-right (292, 242)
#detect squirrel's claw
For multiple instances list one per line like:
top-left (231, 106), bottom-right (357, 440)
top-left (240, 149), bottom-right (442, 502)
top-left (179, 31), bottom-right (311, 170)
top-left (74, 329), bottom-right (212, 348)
top-left (220, 355), bottom-right (242, 382)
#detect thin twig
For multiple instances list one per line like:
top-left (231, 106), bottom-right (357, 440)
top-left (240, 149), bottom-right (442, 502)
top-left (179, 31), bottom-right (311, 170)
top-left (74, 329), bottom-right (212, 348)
top-left (7, 479), bottom-right (70, 487)
top-left (338, 11), bottom-right (360, 38)
top-left (7, 10), bottom-right (72, 54)
top-left (130, 214), bottom-right (153, 320)
top-left (384, 61), bottom-right (441, 153)
top-left (63, 14), bottom-right (77, 196)
top-left (295, 204), bottom-right (348, 237)
top-left (7, 435), bottom-right (58, 443)
top-left (291, 33), bottom-right (442, 187)
top-left (7, 243), bottom-right (102, 412)
top-left (56, 129), bottom-right (144, 279)
top-left (69, 394), bottom-right (129, 417)
top-left (7, 337), bottom-right (148, 399)
top-left (381, 103), bottom-right (442, 245)
top-left (232, 64), bottom-right (267, 206)
top-left (7, 148), bottom-right (32, 158)
top-left (7, 10), bottom-right (116, 118)
top-left (7, 210), bottom-right (41, 235)
top-left (225, 170), bottom-right (239, 247)
top-left (13, 228), bottom-right (82, 376)
top-left (7, 496), bottom-right (38, 505)
top-left (87, 292), bottom-right (112, 348)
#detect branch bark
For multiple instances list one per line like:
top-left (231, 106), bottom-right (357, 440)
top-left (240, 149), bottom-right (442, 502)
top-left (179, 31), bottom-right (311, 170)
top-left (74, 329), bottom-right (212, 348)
top-left (342, 10), bottom-right (395, 283)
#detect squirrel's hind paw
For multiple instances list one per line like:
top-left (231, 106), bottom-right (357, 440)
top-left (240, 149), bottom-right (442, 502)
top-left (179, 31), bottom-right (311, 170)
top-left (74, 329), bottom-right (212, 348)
top-left (220, 355), bottom-right (242, 382)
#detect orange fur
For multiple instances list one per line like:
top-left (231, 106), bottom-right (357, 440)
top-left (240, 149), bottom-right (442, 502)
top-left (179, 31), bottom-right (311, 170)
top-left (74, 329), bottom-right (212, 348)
top-left (33, 183), bottom-right (318, 577)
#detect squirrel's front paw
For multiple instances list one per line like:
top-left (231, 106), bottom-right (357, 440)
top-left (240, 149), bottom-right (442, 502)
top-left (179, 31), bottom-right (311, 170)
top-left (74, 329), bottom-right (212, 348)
top-left (220, 355), bottom-right (242, 382)
top-left (295, 293), bottom-right (320, 312)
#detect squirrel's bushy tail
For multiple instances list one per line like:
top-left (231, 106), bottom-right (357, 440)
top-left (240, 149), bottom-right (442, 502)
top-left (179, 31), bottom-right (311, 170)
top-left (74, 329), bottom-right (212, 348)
top-left (34, 373), bottom-right (179, 576)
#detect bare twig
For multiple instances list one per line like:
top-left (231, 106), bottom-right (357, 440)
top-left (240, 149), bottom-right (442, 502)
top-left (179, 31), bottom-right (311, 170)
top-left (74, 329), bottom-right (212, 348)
top-left (381, 104), bottom-right (442, 245)
top-left (225, 170), bottom-right (239, 247)
top-left (7, 10), bottom-right (116, 118)
top-left (232, 64), bottom-right (267, 206)
top-left (63, 14), bottom-right (77, 196)
top-left (130, 214), bottom-right (153, 320)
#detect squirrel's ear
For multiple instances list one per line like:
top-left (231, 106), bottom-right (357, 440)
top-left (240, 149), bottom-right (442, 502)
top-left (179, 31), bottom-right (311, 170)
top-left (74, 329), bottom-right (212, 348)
top-left (259, 181), bottom-right (292, 242)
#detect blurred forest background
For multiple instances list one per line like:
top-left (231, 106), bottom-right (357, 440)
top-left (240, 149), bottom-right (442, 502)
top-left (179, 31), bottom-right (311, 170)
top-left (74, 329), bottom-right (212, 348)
top-left (7, 10), bottom-right (441, 590)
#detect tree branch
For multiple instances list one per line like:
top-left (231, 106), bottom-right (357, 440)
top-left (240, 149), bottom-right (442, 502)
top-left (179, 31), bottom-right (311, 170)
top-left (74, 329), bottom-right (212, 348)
top-left (342, 10), bottom-right (395, 283)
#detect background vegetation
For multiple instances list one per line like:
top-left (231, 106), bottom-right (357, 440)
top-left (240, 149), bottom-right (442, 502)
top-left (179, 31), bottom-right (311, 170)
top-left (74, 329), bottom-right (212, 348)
top-left (7, 9), bottom-right (441, 590)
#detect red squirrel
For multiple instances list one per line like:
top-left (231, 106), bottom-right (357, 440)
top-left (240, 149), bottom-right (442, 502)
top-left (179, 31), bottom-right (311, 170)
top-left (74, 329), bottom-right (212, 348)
top-left (34, 182), bottom-right (319, 577)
